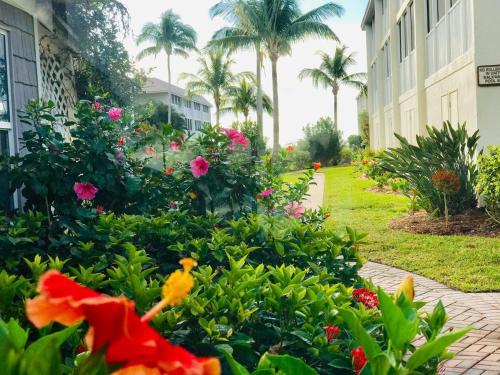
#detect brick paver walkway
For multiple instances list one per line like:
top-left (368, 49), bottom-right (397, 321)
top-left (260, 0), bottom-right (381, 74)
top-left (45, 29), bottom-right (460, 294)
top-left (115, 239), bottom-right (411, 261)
top-left (361, 262), bottom-right (500, 374)
top-left (304, 175), bottom-right (500, 374)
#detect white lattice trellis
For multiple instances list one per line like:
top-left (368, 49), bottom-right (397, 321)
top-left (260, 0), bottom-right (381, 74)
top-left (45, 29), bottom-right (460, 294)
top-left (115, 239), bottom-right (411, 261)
top-left (40, 52), bottom-right (73, 117)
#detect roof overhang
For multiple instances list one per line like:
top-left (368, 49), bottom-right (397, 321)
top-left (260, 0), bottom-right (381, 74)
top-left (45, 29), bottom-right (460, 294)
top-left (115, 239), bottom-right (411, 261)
top-left (361, 0), bottom-right (375, 30)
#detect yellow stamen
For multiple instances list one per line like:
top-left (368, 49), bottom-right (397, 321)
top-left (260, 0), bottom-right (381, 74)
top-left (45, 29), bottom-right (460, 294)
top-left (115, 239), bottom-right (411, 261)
top-left (141, 258), bottom-right (197, 322)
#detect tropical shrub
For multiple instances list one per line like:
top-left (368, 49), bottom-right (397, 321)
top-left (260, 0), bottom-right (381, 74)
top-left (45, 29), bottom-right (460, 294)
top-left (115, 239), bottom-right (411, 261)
top-left (381, 123), bottom-right (480, 216)
top-left (282, 140), bottom-right (311, 172)
top-left (477, 145), bottom-right (500, 223)
top-left (304, 117), bottom-right (344, 166)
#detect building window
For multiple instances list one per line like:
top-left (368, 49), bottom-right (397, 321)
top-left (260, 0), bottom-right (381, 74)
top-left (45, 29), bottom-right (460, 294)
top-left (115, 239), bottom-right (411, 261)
top-left (184, 100), bottom-right (191, 108)
top-left (437, 0), bottom-right (446, 21)
top-left (193, 102), bottom-right (201, 111)
top-left (171, 95), bottom-right (182, 106)
top-left (398, 2), bottom-right (414, 63)
top-left (186, 118), bottom-right (193, 131)
top-left (202, 105), bottom-right (209, 113)
top-left (0, 30), bottom-right (14, 211)
top-left (203, 121), bottom-right (210, 126)
top-left (194, 120), bottom-right (202, 131)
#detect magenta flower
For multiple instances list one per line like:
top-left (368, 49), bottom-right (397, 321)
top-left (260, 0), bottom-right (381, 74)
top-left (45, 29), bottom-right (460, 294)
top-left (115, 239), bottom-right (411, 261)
top-left (115, 149), bottom-right (125, 162)
top-left (285, 201), bottom-right (305, 218)
top-left (107, 107), bottom-right (123, 121)
top-left (257, 188), bottom-right (274, 199)
top-left (190, 156), bottom-right (210, 178)
top-left (170, 141), bottom-right (180, 151)
top-left (73, 182), bottom-right (98, 201)
top-left (222, 128), bottom-right (250, 150)
top-left (92, 101), bottom-right (103, 112)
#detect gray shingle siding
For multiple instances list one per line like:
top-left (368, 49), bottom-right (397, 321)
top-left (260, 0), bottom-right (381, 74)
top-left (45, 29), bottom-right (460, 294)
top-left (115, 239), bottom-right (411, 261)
top-left (0, 0), bottom-right (39, 150)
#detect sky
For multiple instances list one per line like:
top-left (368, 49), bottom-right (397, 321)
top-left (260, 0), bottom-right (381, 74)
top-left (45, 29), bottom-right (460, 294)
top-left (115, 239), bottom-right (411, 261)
top-left (121, 0), bottom-right (369, 146)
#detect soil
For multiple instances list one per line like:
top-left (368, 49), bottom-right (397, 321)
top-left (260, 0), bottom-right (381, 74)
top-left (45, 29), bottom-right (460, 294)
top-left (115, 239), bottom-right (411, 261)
top-left (390, 209), bottom-right (500, 237)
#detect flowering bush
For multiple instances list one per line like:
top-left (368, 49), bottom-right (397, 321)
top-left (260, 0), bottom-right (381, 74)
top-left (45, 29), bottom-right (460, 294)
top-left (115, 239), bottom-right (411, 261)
top-left (380, 123), bottom-right (480, 216)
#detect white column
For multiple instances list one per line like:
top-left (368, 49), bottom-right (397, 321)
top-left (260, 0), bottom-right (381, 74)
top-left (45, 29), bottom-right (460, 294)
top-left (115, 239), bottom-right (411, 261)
top-left (413, 0), bottom-right (428, 136)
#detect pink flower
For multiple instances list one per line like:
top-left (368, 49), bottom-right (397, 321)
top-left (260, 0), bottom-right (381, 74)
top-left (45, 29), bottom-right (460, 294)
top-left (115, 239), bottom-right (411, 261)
top-left (257, 188), bottom-right (274, 199)
top-left (170, 141), bottom-right (180, 151)
top-left (145, 145), bottom-right (155, 156)
top-left (108, 107), bottom-right (122, 121)
top-left (115, 149), bottom-right (125, 161)
top-left (190, 156), bottom-right (210, 178)
top-left (73, 182), bottom-right (98, 201)
top-left (92, 101), bottom-right (103, 112)
top-left (285, 202), bottom-right (305, 218)
top-left (222, 128), bottom-right (250, 150)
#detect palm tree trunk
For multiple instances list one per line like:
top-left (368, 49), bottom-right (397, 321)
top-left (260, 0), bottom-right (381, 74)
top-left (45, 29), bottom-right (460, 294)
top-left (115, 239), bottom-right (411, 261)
top-left (271, 55), bottom-right (280, 155)
top-left (167, 53), bottom-right (172, 125)
top-left (334, 92), bottom-right (338, 130)
top-left (256, 45), bottom-right (264, 139)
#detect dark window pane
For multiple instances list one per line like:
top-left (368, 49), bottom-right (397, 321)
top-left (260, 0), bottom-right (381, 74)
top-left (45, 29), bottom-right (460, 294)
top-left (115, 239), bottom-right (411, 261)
top-left (0, 130), bottom-right (12, 211)
top-left (0, 34), bottom-right (10, 122)
top-left (410, 3), bottom-right (415, 51)
top-left (450, 0), bottom-right (458, 7)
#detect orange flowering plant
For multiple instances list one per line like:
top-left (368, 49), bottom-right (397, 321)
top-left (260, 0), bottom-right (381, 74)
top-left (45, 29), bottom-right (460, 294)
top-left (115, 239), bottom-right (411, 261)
top-left (21, 259), bottom-right (220, 375)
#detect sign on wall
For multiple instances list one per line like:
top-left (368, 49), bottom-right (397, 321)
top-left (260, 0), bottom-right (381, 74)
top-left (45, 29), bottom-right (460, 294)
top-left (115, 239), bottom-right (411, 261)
top-left (477, 65), bottom-right (500, 87)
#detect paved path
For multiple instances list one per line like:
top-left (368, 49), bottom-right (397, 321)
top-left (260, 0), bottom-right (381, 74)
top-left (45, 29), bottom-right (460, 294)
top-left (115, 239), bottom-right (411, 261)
top-left (305, 173), bottom-right (500, 374)
top-left (302, 173), bottom-right (325, 210)
top-left (361, 262), bottom-right (500, 374)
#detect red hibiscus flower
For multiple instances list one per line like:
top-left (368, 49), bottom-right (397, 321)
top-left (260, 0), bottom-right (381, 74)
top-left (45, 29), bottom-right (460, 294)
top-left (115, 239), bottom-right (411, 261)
top-left (286, 145), bottom-right (295, 152)
top-left (164, 167), bottom-right (174, 176)
top-left (221, 128), bottom-right (250, 150)
top-left (313, 162), bottom-right (321, 171)
top-left (26, 268), bottom-right (220, 375)
top-left (351, 347), bottom-right (368, 374)
top-left (116, 137), bottom-right (126, 147)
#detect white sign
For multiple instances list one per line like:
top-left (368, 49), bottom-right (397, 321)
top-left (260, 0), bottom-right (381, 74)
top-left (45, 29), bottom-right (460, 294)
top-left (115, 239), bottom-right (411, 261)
top-left (478, 65), bottom-right (500, 87)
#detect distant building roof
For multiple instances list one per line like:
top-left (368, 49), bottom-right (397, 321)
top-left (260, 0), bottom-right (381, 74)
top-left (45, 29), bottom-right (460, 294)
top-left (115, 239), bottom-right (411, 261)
top-left (142, 78), bottom-right (212, 107)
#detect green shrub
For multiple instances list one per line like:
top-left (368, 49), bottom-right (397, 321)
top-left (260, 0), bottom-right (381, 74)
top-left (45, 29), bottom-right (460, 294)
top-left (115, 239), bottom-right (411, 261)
top-left (304, 117), bottom-right (344, 166)
top-left (381, 123), bottom-right (480, 216)
top-left (477, 145), bottom-right (500, 222)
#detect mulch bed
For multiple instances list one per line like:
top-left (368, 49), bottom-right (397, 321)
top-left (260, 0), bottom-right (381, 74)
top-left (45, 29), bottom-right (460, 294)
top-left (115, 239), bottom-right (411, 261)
top-left (390, 209), bottom-right (500, 237)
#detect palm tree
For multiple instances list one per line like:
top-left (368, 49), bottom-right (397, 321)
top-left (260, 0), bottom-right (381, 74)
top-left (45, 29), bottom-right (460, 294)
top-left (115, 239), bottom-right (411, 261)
top-left (180, 51), bottom-right (252, 125)
top-left (209, 1), bottom-right (266, 140)
top-left (224, 78), bottom-right (273, 122)
top-left (136, 10), bottom-right (197, 125)
top-left (299, 46), bottom-right (366, 129)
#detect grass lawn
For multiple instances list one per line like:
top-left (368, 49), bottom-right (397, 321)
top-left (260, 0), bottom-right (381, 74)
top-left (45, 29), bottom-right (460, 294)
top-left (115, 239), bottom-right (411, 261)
top-left (293, 166), bottom-right (500, 292)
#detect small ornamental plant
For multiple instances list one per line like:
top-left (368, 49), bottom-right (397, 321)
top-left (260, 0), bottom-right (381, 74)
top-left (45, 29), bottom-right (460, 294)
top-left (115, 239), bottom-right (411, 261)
top-left (432, 169), bottom-right (460, 227)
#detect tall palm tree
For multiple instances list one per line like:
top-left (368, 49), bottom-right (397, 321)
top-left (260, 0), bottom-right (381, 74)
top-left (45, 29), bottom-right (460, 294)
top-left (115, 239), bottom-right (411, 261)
top-left (180, 51), bottom-right (252, 125)
top-left (224, 78), bottom-right (273, 122)
top-left (136, 10), bottom-right (197, 125)
top-left (212, 0), bottom-right (344, 154)
top-left (209, 1), bottom-right (266, 140)
top-left (299, 46), bottom-right (366, 129)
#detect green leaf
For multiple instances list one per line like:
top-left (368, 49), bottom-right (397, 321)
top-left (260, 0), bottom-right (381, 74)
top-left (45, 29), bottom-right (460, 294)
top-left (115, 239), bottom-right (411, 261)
top-left (406, 328), bottom-right (472, 370)
top-left (261, 354), bottom-right (318, 375)
top-left (219, 347), bottom-right (250, 375)
top-left (377, 288), bottom-right (418, 350)
top-left (339, 309), bottom-right (382, 361)
top-left (21, 324), bottom-right (79, 375)
top-left (74, 351), bottom-right (109, 375)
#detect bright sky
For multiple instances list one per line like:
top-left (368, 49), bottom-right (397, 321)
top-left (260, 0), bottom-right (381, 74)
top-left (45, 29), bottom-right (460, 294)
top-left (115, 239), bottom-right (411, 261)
top-left (121, 0), bottom-right (369, 146)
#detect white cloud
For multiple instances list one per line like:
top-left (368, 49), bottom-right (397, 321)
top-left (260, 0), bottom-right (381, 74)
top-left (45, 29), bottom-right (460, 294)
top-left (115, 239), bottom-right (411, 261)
top-left (122, 0), bottom-right (367, 146)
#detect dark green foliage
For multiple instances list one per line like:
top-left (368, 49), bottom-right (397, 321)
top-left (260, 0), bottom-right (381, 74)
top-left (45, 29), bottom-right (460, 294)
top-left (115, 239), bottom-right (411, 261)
top-left (137, 101), bottom-right (187, 131)
top-left (348, 135), bottom-right (363, 150)
top-left (358, 111), bottom-right (369, 147)
top-left (55, 0), bottom-right (143, 105)
top-left (477, 146), bottom-right (500, 222)
top-left (304, 117), bottom-right (344, 166)
top-left (381, 123), bottom-right (480, 215)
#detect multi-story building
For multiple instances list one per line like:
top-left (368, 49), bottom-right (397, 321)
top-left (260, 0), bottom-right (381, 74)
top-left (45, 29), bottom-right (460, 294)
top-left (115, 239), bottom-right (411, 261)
top-left (135, 78), bottom-right (212, 132)
top-left (362, 0), bottom-right (500, 150)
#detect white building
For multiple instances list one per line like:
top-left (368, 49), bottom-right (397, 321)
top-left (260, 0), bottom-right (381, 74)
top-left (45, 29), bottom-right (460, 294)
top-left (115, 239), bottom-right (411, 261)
top-left (135, 78), bottom-right (212, 132)
top-left (362, 0), bottom-right (500, 150)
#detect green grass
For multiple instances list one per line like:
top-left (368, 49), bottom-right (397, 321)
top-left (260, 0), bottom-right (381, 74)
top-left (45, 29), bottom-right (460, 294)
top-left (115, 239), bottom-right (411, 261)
top-left (306, 166), bottom-right (499, 292)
